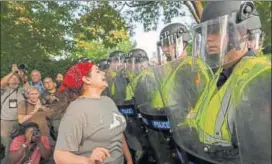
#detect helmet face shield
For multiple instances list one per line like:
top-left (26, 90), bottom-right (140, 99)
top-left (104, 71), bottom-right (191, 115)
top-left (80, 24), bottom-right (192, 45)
top-left (159, 23), bottom-right (190, 62)
top-left (127, 56), bottom-right (149, 75)
top-left (98, 59), bottom-right (109, 71)
top-left (127, 49), bottom-right (149, 74)
top-left (192, 14), bottom-right (248, 71)
top-left (127, 56), bottom-right (136, 73)
top-left (160, 34), bottom-right (185, 61)
top-left (108, 54), bottom-right (125, 72)
top-left (248, 30), bottom-right (265, 52)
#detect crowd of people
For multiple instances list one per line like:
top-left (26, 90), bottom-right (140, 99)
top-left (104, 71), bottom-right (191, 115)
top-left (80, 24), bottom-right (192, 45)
top-left (1, 60), bottom-right (133, 164)
top-left (0, 1), bottom-right (271, 164)
top-left (1, 65), bottom-right (65, 164)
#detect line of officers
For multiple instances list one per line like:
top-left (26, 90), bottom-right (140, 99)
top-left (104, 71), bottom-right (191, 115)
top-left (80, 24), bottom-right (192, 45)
top-left (98, 2), bottom-right (271, 164)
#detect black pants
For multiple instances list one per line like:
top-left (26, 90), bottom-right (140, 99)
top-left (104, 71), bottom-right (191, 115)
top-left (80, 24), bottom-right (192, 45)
top-left (146, 128), bottom-right (177, 164)
top-left (124, 117), bottom-right (152, 164)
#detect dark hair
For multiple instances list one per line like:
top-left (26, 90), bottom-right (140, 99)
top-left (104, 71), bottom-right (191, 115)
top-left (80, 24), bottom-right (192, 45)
top-left (10, 122), bottom-right (40, 139)
top-left (43, 76), bottom-right (53, 82)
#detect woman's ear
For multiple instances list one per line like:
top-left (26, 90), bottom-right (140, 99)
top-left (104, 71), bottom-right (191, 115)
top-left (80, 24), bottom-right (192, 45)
top-left (82, 76), bottom-right (92, 85)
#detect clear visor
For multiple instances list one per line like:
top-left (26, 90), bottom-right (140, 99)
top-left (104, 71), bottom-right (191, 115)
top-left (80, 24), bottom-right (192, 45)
top-left (160, 35), bottom-right (185, 62)
top-left (108, 57), bottom-right (124, 72)
top-left (127, 57), bottom-right (148, 75)
top-left (98, 61), bottom-right (109, 71)
top-left (126, 57), bottom-right (136, 74)
top-left (248, 30), bottom-right (265, 52)
top-left (192, 14), bottom-right (248, 71)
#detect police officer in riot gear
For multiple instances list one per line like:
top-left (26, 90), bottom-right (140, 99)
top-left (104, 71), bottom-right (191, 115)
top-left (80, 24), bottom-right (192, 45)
top-left (106, 51), bottom-right (127, 104)
top-left (173, 1), bottom-right (270, 164)
top-left (106, 51), bottom-right (147, 164)
top-left (136, 23), bottom-right (194, 164)
top-left (125, 48), bottom-right (157, 164)
top-left (98, 58), bottom-right (110, 96)
top-left (154, 21), bottom-right (216, 164)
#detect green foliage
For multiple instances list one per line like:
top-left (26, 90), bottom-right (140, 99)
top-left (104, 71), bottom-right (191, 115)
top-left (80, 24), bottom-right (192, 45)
top-left (123, 1), bottom-right (188, 32)
top-left (0, 1), bottom-right (133, 78)
top-left (76, 2), bottom-right (129, 48)
top-left (255, 1), bottom-right (271, 45)
top-left (0, 1), bottom-right (79, 78)
top-left (1, 2), bottom-right (78, 57)
top-left (73, 39), bottom-right (136, 63)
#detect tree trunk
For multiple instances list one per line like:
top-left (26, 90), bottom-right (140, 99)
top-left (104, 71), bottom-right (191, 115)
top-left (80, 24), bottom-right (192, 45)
top-left (191, 1), bottom-right (203, 20)
top-left (184, 1), bottom-right (200, 23)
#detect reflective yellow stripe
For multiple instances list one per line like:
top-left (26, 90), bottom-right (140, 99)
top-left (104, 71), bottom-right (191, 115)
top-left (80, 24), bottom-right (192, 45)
top-left (186, 110), bottom-right (197, 119)
top-left (198, 129), bottom-right (232, 146)
top-left (214, 86), bottom-right (232, 138)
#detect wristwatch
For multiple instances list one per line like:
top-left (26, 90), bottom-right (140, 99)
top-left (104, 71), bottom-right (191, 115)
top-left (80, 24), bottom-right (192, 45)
top-left (22, 143), bottom-right (27, 148)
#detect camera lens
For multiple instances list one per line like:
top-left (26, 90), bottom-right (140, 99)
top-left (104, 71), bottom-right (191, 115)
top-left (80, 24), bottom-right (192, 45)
top-left (32, 129), bottom-right (40, 137)
top-left (19, 64), bottom-right (25, 70)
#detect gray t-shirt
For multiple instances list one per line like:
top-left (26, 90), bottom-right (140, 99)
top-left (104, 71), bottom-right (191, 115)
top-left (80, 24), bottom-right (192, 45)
top-left (56, 96), bottom-right (127, 164)
top-left (1, 87), bottom-right (24, 120)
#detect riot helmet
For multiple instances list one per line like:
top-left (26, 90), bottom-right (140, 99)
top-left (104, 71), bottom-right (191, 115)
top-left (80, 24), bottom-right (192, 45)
top-left (97, 58), bottom-right (110, 70)
top-left (192, 1), bottom-right (262, 70)
top-left (247, 29), bottom-right (265, 53)
top-left (127, 48), bottom-right (149, 74)
top-left (77, 57), bottom-right (92, 63)
top-left (158, 23), bottom-right (191, 62)
top-left (107, 51), bottom-right (126, 71)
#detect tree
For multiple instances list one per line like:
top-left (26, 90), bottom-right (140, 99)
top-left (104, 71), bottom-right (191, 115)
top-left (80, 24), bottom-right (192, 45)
top-left (118, 1), bottom-right (205, 32)
top-left (0, 1), bottom-right (134, 77)
top-left (255, 1), bottom-right (271, 45)
top-left (73, 39), bottom-right (135, 63)
top-left (0, 1), bottom-right (79, 76)
top-left (75, 1), bottom-right (130, 48)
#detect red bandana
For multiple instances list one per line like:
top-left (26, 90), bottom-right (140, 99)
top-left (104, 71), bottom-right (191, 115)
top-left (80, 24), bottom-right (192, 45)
top-left (58, 62), bottom-right (95, 92)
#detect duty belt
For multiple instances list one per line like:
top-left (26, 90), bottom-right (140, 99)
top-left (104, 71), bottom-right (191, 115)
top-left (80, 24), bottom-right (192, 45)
top-left (117, 104), bottom-right (138, 118)
top-left (140, 112), bottom-right (171, 131)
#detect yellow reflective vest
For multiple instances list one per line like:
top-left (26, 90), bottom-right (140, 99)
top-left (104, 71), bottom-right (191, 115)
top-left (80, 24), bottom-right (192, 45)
top-left (151, 57), bottom-right (212, 109)
top-left (184, 56), bottom-right (271, 146)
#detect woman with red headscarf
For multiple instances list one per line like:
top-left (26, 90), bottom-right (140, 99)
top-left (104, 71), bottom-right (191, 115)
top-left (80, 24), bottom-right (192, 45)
top-left (54, 61), bottom-right (132, 164)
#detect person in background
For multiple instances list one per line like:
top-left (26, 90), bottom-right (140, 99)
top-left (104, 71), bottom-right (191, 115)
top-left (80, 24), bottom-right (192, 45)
top-left (41, 76), bottom-right (63, 163)
top-left (17, 86), bottom-right (55, 159)
top-left (42, 77), bottom-right (57, 105)
top-left (9, 122), bottom-right (50, 164)
top-left (1, 64), bottom-right (25, 163)
top-left (55, 73), bottom-right (63, 89)
top-left (54, 61), bottom-right (132, 164)
top-left (28, 70), bottom-right (44, 94)
top-left (41, 77), bottom-right (61, 139)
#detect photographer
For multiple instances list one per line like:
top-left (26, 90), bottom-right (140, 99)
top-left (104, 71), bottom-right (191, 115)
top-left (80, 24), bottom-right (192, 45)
top-left (55, 73), bottom-right (63, 89)
top-left (1, 64), bottom-right (25, 163)
top-left (9, 122), bottom-right (50, 164)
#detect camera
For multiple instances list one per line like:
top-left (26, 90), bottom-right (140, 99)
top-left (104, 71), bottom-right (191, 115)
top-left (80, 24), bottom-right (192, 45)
top-left (19, 64), bottom-right (27, 74)
top-left (19, 64), bottom-right (25, 70)
top-left (14, 64), bottom-right (27, 74)
top-left (31, 128), bottom-right (41, 143)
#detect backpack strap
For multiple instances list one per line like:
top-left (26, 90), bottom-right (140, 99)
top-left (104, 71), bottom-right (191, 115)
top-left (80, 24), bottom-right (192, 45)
top-left (21, 143), bottom-right (37, 164)
top-left (24, 100), bottom-right (28, 115)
